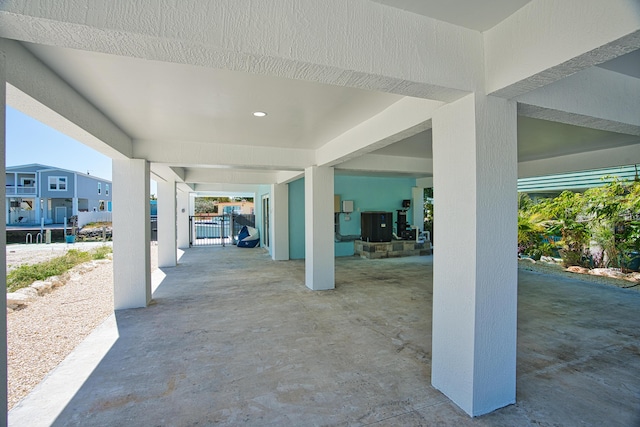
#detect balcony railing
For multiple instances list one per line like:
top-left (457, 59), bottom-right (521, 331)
top-left (6, 185), bottom-right (37, 195)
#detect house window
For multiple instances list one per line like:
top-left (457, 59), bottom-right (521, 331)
top-left (48, 176), bottom-right (67, 191)
top-left (106, 184), bottom-right (110, 196)
top-left (21, 178), bottom-right (35, 187)
top-left (99, 201), bottom-right (105, 211)
top-left (98, 182), bottom-right (102, 195)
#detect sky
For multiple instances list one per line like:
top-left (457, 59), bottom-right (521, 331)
top-left (6, 106), bottom-right (157, 195)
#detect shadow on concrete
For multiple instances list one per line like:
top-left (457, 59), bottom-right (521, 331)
top-left (10, 246), bottom-right (640, 426)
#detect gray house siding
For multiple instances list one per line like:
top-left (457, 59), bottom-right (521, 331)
top-left (39, 170), bottom-right (74, 198)
top-left (77, 175), bottom-right (112, 212)
top-left (77, 175), bottom-right (112, 202)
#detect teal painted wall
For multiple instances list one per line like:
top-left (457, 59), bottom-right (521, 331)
top-left (335, 175), bottom-right (415, 256)
top-left (288, 178), bottom-right (306, 259)
top-left (288, 175), bottom-right (416, 259)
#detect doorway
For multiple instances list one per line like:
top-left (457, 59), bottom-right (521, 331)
top-left (262, 195), bottom-right (270, 248)
top-left (54, 206), bottom-right (67, 224)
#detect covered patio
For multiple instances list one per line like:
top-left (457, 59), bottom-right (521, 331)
top-left (1, 1), bottom-right (639, 421)
top-left (10, 247), bottom-right (640, 426)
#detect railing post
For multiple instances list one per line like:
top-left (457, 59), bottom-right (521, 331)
top-left (221, 214), bottom-right (225, 247)
top-left (230, 214), bottom-right (235, 245)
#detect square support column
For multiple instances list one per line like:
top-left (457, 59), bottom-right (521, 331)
top-left (411, 186), bottom-right (424, 231)
top-left (112, 159), bottom-right (151, 310)
top-left (157, 179), bottom-right (177, 268)
top-left (431, 94), bottom-right (518, 416)
top-left (304, 166), bottom-right (334, 290)
top-left (0, 50), bottom-right (9, 424)
top-left (176, 190), bottom-right (190, 249)
top-left (270, 183), bottom-right (289, 261)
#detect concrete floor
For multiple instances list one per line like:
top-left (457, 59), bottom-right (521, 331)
top-left (10, 246), bottom-right (640, 426)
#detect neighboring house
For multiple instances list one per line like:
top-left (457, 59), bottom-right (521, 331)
top-left (216, 201), bottom-right (254, 215)
top-left (6, 164), bottom-right (112, 225)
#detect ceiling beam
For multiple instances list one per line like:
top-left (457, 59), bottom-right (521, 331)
top-left (336, 154), bottom-right (432, 177)
top-left (134, 140), bottom-right (313, 171)
top-left (518, 143), bottom-right (640, 179)
top-left (1, 38), bottom-right (132, 159)
top-left (0, 0), bottom-right (481, 101)
top-left (192, 183), bottom-right (260, 194)
top-left (183, 169), bottom-right (277, 185)
top-left (276, 171), bottom-right (304, 185)
top-left (516, 67), bottom-right (640, 135)
top-left (485, 0), bottom-right (640, 99)
top-left (149, 163), bottom-right (185, 183)
top-left (316, 97), bottom-right (441, 168)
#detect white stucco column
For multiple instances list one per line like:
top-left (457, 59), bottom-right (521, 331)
top-left (176, 190), bottom-right (189, 249)
top-left (431, 93), bottom-right (518, 416)
top-left (0, 48), bottom-right (9, 424)
top-left (189, 193), bottom-right (196, 216)
top-left (157, 179), bottom-right (177, 268)
top-left (411, 187), bottom-right (424, 231)
top-left (270, 183), bottom-right (289, 261)
top-left (304, 166), bottom-right (334, 290)
top-left (112, 159), bottom-right (151, 310)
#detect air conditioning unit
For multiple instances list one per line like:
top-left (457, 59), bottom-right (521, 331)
top-left (360, 211), bottom-right (392, 242)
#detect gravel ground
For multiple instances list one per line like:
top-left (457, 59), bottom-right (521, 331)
top-left (7, 243), bottom-right (158, 410)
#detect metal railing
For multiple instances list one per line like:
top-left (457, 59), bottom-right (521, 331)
top-left (189, 214), bottom-right (255, 247)
top-left (6, 185), bottom-right (37, 195)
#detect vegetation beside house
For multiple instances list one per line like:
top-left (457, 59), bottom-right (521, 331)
top-left (518, 179), bottom-right (640, 272)
top-left (6, 246), bottom-right (112, 292)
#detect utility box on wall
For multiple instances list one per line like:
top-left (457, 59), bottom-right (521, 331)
top-left (361, 211), bottom-right (392, 242)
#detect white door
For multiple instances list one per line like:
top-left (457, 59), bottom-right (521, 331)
top-left (55, 206), bottom-right (67, 224)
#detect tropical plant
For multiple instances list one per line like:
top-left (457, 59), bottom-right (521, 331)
top-left (518, 211), bottom-right (548, 259)
top-left (584, 179), bottom-right (640, 270)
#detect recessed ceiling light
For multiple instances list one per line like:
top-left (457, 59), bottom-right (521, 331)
top-left (253, 111), bottom-right (267, 117)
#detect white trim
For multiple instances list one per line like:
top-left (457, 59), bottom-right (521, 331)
top-left (48, 176), bottom-right (67, 191)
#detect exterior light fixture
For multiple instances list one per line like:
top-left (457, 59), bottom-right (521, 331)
top-left (252, 111), bottom-right (267, 117)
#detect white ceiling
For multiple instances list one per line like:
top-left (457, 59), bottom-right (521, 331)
top-left (24, 43), bottom-right (403, 150)
top-left (372, 0), bottom-right (532, 31)
top-left (8, 0), bottom-right (640, 186)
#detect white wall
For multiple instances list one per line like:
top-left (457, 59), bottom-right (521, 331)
top-left (78, 211), bottom-right (112, 228)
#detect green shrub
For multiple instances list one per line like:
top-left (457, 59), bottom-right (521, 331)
top-left (519, 179), bottom-right (640, 270)
top-left (91, 245), bottom-right (113, 260)
top-left (6, 247), bottom-right (111, 292)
